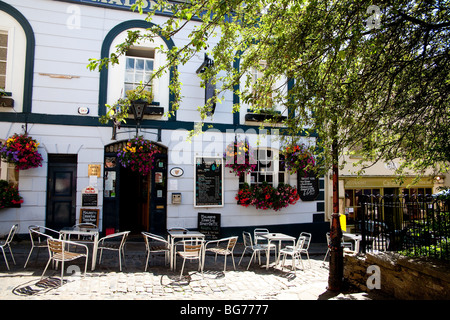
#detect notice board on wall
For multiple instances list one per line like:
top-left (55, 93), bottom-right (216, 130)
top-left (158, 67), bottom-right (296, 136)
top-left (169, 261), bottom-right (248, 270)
top-left (297, 171), bottom-right (319, 201)
top-left (194, 157), bottom-right (223, 207)
top-left (198, 212), bottom-right (221, 240)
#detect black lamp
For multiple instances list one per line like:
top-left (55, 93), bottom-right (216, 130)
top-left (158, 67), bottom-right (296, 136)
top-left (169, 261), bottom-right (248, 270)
top-left (130, 98), bottom-right (147, 136)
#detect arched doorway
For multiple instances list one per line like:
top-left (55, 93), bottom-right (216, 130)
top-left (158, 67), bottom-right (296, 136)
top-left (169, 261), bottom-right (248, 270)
top-left (103, 140), bottom-right (168, 235)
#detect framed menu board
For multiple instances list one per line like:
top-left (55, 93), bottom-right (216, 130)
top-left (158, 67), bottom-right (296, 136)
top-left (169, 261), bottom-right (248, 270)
top-left (298, 171), bottom-right (319, 201)
top-left (198, 212), bottom-right (221, 240)
top-left (194, 157), bottom-right (223, 207)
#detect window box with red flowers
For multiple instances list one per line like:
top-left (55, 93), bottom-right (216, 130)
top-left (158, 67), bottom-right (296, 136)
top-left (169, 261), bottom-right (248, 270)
top-left (116, 136), bottom-right (162, 176)
top-left (0, 133), bottom-right (43, 171)
top-left (223, 138), bottom-right (257, 176)
top-left (0, 180), bottom-right (23, 209)
top-left (236, 182), bottom-right (300, 211)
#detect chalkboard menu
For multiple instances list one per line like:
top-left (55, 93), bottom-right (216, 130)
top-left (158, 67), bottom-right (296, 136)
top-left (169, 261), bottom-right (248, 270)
top-left (198, 212), bottom-right (221, 240)
top-left (298, 171), bottom-right (319, 201)
top-left (79, 209), bottom-right (99, 226)
top-left (195, 157), bottom-right (223, 207)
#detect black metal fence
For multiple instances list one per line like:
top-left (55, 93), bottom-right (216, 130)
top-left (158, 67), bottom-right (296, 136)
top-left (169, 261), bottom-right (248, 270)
top-left (358, 195), bottom-right (450, 261)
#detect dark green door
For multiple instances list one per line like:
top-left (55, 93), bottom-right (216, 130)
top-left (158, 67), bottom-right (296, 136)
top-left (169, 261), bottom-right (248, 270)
top-left (46, 154), bottom-right (77, 230)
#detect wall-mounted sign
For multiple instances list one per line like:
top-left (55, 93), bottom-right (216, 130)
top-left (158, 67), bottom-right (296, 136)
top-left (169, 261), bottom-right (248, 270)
top-left (88, 164), bottom-right (101, 177)
top-left (170, 167), bottom-right (184, 177)
top-left (194, 157), bottom-right (223, 207)
top-left (297, 171), bottom-right (319, 201)
top-left (78, 107), bottom-right (90, 115)
top-left (82, 186), bottom-right (98, 206)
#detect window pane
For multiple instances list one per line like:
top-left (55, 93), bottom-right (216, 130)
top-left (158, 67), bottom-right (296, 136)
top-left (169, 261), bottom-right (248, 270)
top-left (126, 57), bottom-right (134, 70)
top-left (124, 71), bottom-right (134, 83)
top-left (135, 59), bottom-right (144, 71)
top-left (145, 60), bottom-right (153, 71)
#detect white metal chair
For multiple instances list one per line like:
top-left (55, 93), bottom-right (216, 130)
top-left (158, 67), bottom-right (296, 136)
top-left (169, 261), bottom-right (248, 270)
top-left (323, 232), bottom-right (354, 264)
top-left (142, 231), bottom-right (170, 271)
top-left (177, 240), bottom-right (204, 278)
top-left (299, 232), bottom-right (312, 268)
top-left (253, 228), bottom-right (269, 245)
top-left (205, 236), bottom-right (238, 271)
top-left (238, 231), bottom-right (276, 270)
top-left (41, 238), bottom-right (88, 286)
top-left (24, 225), bottom-right (60, 268)
top-left (280, 236), bottom-right (306, 273)
top-left (0, 224), bottom-right (18, 270)
top-left (97, 231), bottom-right (130, 271)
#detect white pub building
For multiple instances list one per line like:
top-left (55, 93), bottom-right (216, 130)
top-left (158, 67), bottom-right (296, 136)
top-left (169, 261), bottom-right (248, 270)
top-left (0, 0), bottom-right (328, 241)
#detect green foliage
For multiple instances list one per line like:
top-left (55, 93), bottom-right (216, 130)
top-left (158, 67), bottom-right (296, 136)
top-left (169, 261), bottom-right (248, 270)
top-left (88, 0), bottom-right (450, 179)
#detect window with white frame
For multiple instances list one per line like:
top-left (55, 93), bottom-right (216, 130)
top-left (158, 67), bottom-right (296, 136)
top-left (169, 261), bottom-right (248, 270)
top-left (124, 47), bottom-right (155, 93)
top-left (0, 30), bottom-right (8, 90)
top-left (106, 29), bottom-right (170, 112)
top-left (239, 148), bottom-right (286, 188)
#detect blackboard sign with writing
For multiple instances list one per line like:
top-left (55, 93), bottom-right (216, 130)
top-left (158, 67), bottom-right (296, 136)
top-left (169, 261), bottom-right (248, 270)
top-left (298, 171), bottom-right (319, 201)
top-left (195, 157), bottom-right (223, 207)
top-left (79, 209), bottom-right (99, 226)
top-left (82, 193), bottom-right (98, 206)
top-left (198, 212), bottom-right (221, 240)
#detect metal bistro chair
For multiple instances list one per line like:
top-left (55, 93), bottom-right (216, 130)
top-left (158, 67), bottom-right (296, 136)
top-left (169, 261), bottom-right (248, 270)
top-left (24, 225), bottom-right (60, 268)
top-left (239, 231), bottom-right (276, 270)
top-left (177, 240), bottom-right (204, 278)
top-left (323, 232), bottom-right (354, 264)
top-left (41, 238), bottom-right (88, 286)
top-left (0, 224), bottom-right (18, 270)
top-left (205, 236), bottom-right (238, 272)
top-left (97, 231), bottom-right (130, 271)
top-left (142, 232), bottom-right (170, 271)
top-left (280, 236), bottom-right (306, 273)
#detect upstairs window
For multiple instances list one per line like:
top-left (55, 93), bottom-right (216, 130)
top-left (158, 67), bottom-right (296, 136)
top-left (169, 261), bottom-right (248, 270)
top-left (0, 31), bottom-right (8, 90)
top-left (124, 47), bottom-right (154, 93)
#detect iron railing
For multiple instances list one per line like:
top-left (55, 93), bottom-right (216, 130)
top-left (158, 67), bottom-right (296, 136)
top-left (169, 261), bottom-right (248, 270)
top-left (358, 195), bottom-right (450, 261)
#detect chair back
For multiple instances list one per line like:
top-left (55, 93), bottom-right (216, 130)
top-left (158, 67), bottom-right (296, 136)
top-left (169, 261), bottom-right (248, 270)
top-left (295, 236), bottom-right (306, 251)
top-left (254, 228), bottom-right (269, 244)
top-left (74, 223), bottom-right (97, 230)
top-left (182, 240), bottom-right (203, 257)
top-left (47, 238), bottom-right (63, 254)
top-left (227, 236), bottom-right (238, 250)
top-left (142, 232), bottom-right (168, 249)
top-left (4, 224), bottom-right (18, 245)
top-left (326, 232), bottom-right (331, 246)
top-left (300, 232), bottom-right (312, 250)
top-left (242, 231), bottom-right (253, 247)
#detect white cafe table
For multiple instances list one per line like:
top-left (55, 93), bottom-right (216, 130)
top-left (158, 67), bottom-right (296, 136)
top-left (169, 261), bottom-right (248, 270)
top-left (343, 232), bottom-right (362, 253)
top-left (60, 226), bottom-right (99, 271)
top-left (167, 230), bottom-right (205, 270)
top-left (260, 233), bottom-right (296, 269)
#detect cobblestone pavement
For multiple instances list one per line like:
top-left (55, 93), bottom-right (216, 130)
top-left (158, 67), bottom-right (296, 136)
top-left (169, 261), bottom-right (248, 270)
top-left (0, 241), bottom-right (388, 301)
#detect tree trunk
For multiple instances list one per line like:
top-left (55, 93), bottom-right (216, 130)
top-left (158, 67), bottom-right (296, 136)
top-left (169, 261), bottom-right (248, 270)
top-left (328, 139), bottom-right (343, 291)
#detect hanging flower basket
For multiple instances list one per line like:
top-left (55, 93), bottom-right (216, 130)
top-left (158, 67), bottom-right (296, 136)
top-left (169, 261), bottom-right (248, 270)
top-left (282, 144), bottom-right (315, 176)
top-left (236, 182), bottom-right (300, 211)
top-left (223, 138), bottom-right (257, 176)
top-left (0, 180), bottom-right (23, 208)
top-left (0, 133), bottom-right (43, 170)
top-left (117, 136), bottom-right (161, 176)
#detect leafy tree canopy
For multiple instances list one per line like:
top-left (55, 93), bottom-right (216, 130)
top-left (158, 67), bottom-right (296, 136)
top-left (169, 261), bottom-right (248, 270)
top-left (88, 0), bottom-right (450, 178)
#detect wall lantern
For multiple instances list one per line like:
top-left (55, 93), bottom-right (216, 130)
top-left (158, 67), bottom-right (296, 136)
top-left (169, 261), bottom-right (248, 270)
top-left (130, 98), bottom-right (147, 136)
